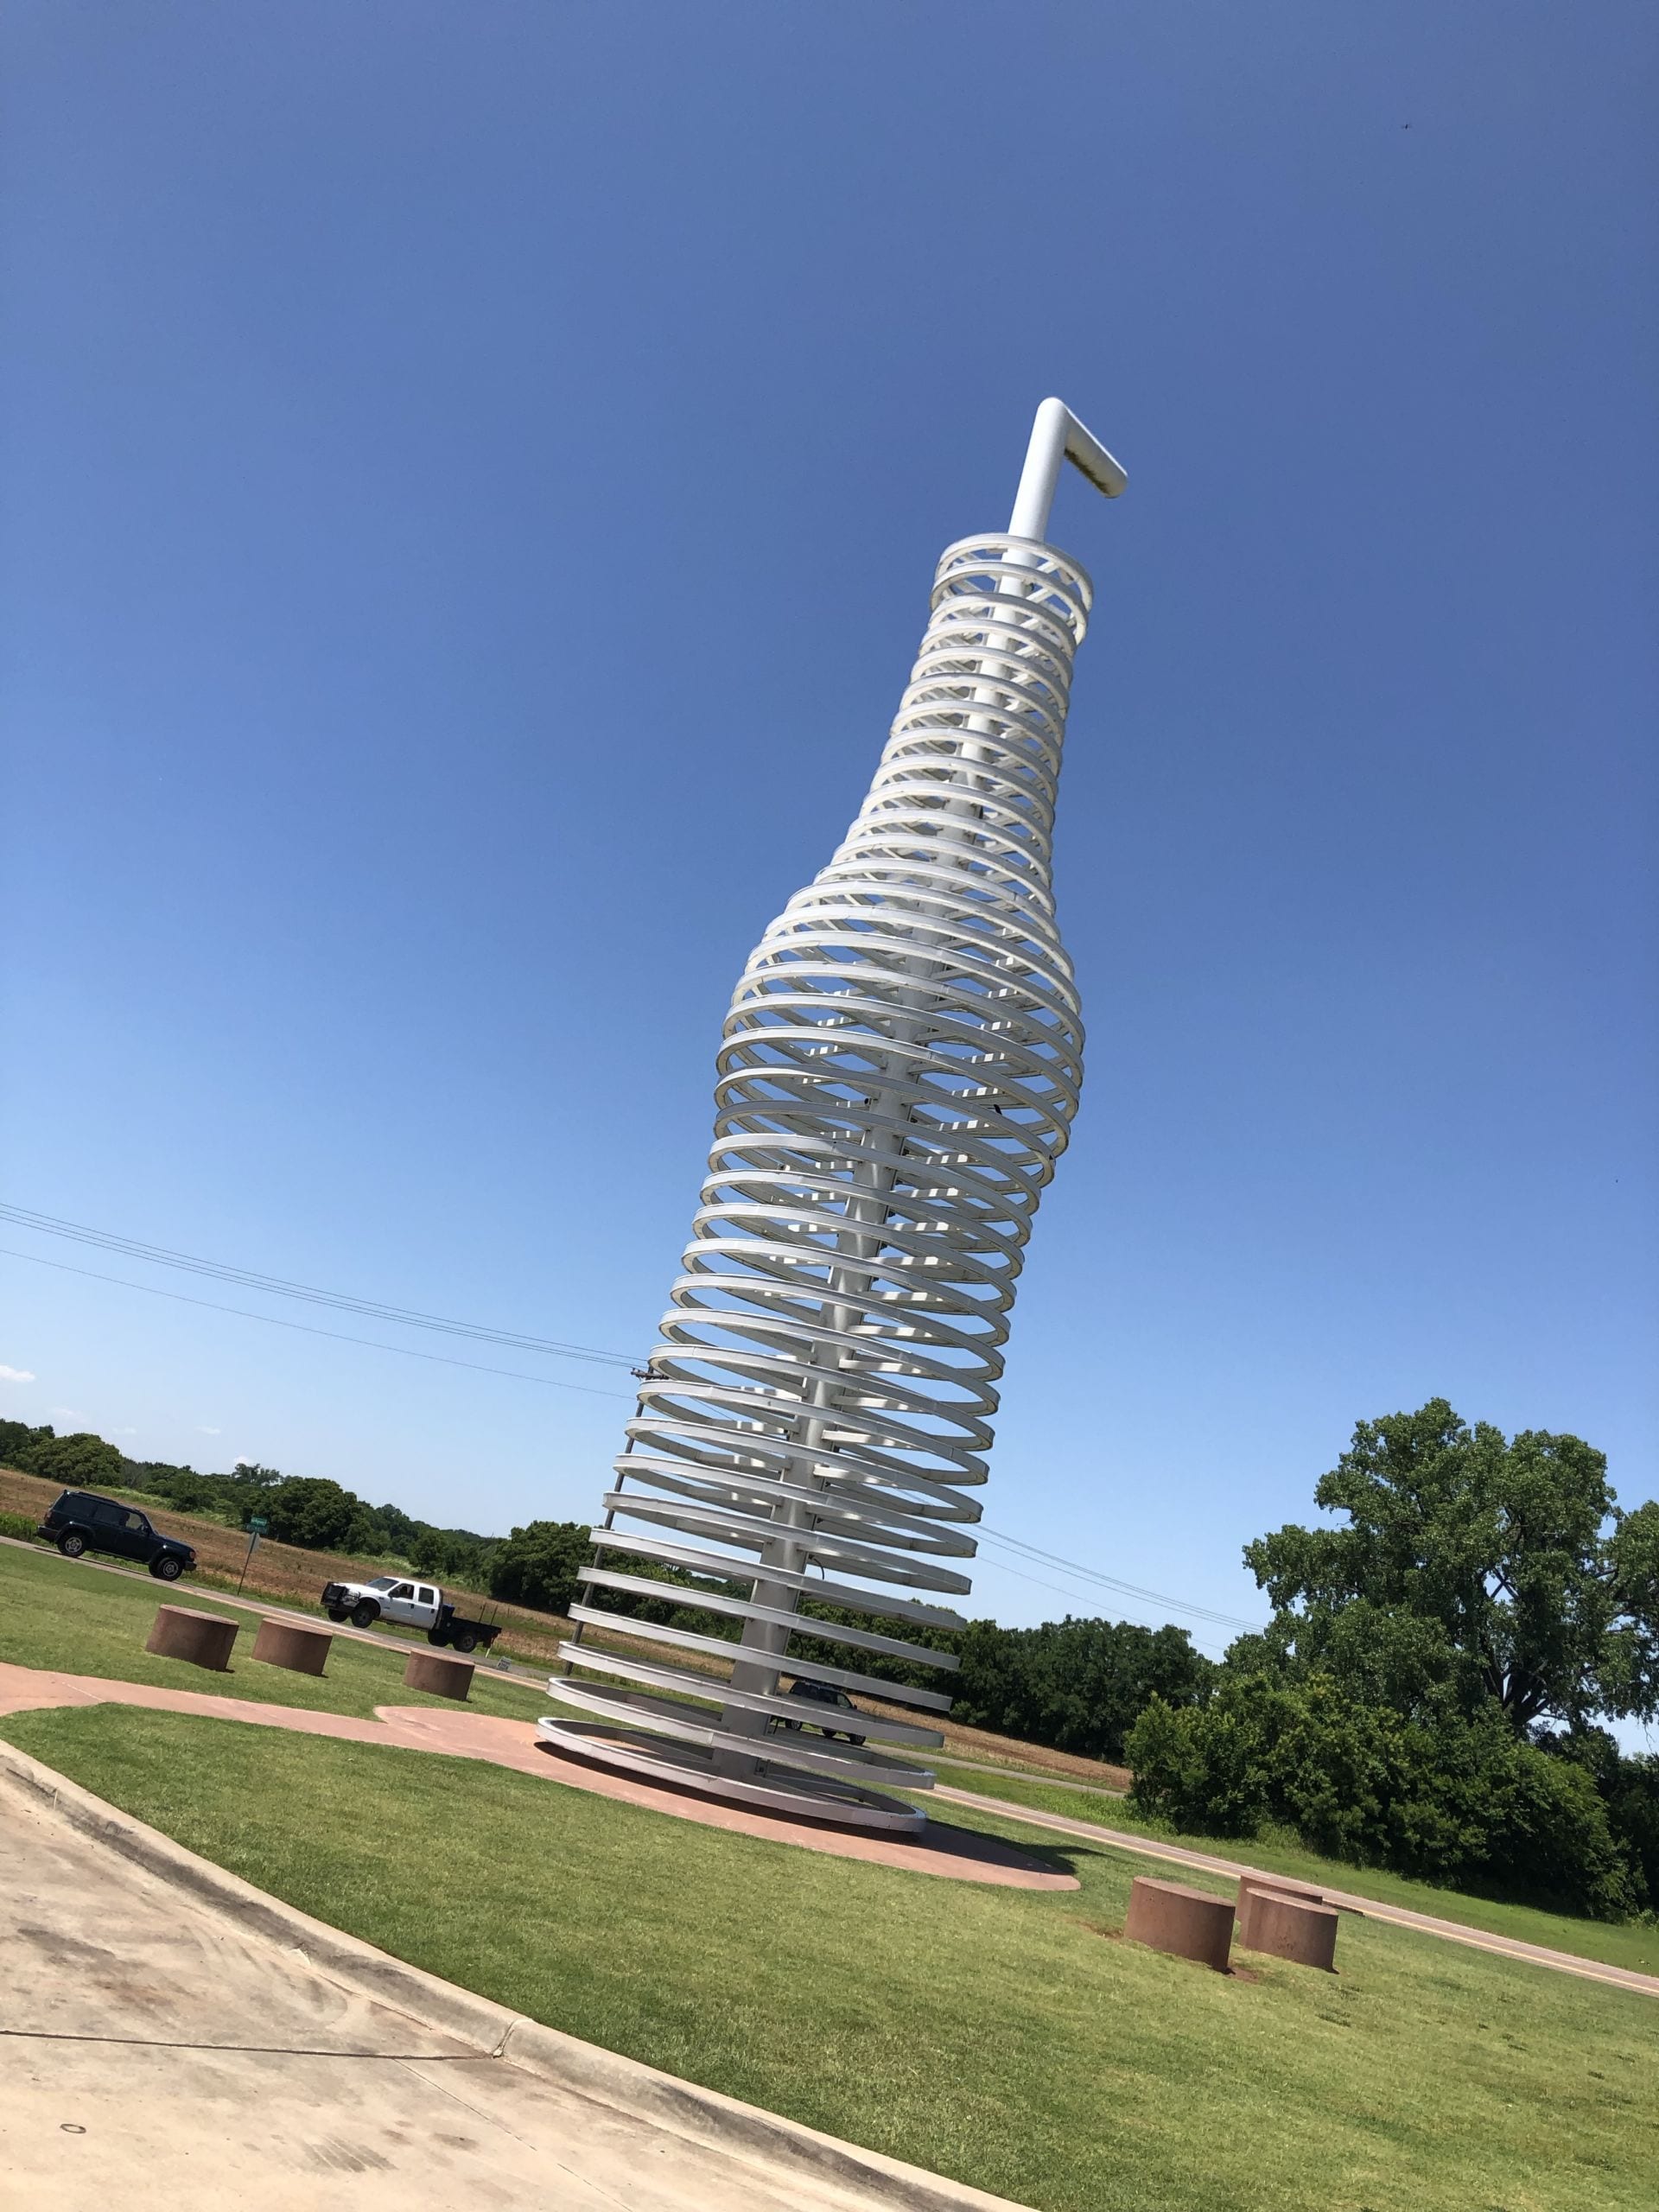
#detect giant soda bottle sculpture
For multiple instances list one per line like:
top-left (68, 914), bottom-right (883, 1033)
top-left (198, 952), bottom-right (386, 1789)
top-left (540, 401), bottom-right (1126, 1830)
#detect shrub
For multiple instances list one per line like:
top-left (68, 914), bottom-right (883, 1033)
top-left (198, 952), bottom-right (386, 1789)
top-left (0, 1510), bottom-right (37, 1541)
top-left (1600, 1756), bottom-right (1659, 1911)
top-left (1455, 1726), bottom-right (1633, 1917)
top-left (1127, 1692), bottom-right (1270, 1837)
top-left (488, 1520), bottom-right (592, 1616)
top-left (1128, 1673), bottom-right (1637, 1916)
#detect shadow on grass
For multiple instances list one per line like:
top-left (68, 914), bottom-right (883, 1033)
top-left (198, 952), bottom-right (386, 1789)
top-left (921, 1813), bottom-right (1099, 1885)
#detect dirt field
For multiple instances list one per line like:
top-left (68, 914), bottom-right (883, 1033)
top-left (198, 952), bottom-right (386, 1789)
top-left (2, 1463), bottom-right (1130, 1786)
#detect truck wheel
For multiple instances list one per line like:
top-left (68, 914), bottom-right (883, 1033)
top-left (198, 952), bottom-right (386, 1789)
top-left (453, 1630), bottom-right (479, 1655)
top-left (349, 1601), bottom-right (380, 1629)
top-left (151, 1555), bottom-right (184, 1582)
top-left (327, 1608), bottom-right (349, 1624)
top-left (57, 1531), bottom-right (87, 1559)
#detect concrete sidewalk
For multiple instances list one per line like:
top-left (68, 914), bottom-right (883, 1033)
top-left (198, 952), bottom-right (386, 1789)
top-left (0, 1752), bottom-right (1028, 2211)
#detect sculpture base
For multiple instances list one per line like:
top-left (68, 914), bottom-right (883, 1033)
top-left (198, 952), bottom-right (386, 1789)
top-left (536, 1716), bottom-right (927, 1835)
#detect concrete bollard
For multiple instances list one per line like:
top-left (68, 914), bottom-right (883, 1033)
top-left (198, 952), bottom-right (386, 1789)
top-left (403, 1649), bottom-right (474, 1701)
top-left (1236, 1873), bottom-right (1326, 1947)
top-left (1123, 1877), bottom-right (1235, 1972)
top-left (145, 1605), bottom-right (239, 1672)
top-left (251, 1618), bottom-right (332, 1677)
top-left (1243, 1891), bottom-right (1339, 1970)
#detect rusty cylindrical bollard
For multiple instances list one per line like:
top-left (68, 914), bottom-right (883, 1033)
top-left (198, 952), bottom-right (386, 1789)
top-left (1243, 1891), bottom-right (1339, 1970)
top-left (145, 1605), bottom-right (239, 1672)
top-left (1123, 1877), bottom-right (1235, 1972)
top-left (404, 1649), bottom-right (474, 1701)
top-left (1236, 1873), bottom-right (1325, 1947)
top-left (251, 1618), bottom-right (332, 1677)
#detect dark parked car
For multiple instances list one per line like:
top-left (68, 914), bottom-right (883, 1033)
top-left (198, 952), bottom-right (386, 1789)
top-left (774, 1676), bottom-right (867, 1745)
top-left (37, 1491), bottom-right (197, 1582)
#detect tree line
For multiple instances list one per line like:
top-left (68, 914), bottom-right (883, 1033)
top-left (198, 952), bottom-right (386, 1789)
top-left (0, 1420), bottom-right (586, 1611)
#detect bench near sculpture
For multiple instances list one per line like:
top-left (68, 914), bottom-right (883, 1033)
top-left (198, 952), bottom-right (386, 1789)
top-left (1243, 1889), bottom-right (1340, 1971)
top-left (403, 1649), bottom-right (474, 1701)
top-left (251, 1618), bottom-right (332, 1677)
top-left (1123, 1876), bottom-right (1235, 1972)
top-left (145, 1605), bottom-right (239, 1672)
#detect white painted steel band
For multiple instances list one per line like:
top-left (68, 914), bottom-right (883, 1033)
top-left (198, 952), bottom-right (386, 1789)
top-left (579, 1526), bottom-right (966, 1629)
top-left (546, 1681), bottom-right (938, 1789)
top-left (578, 1567), bottom-right (960, 1672)
top-left (556, 1639), bottom-right (944, 1749)
top-left (535, 1719), bottom-right (929, 1834)
top-left (565, 1603), bottom-right (953, 1711)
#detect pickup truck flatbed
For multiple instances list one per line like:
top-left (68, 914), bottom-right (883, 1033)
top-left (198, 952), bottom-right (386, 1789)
top-left (320, 1574), bottom-right (504, 1654)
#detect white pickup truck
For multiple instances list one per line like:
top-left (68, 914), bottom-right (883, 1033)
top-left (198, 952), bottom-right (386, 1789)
top-left (319, 1575), bottom-right (503, 1655)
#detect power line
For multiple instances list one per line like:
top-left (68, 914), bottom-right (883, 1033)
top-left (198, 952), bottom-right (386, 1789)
top-left (0, 1202), bottom-right (638, 1371)
top-left (3, 1199), bottom-right (1265, 1637)
top-left (0, 1248), bottom-right (635, 1401)
top-left (964, 1547), bottom-right (1237, 1656)
top-left (974, 1528), bottom-right (1263, 1635)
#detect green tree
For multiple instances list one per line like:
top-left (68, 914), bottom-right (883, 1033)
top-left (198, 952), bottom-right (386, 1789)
top-left (1245, 1399), bottom-right (1659, 1733)
top-left (489, 1520), bottom-right (592, 1615)
top-left (1122, 1401), bottom-right (1659, 1916)
top-left (260, 1477), bottom-right (361, 1551)
top-left (22, 1430), bottom-right (128, 1493)
top-left (951, 1616), bottom-right (1214, 1762)
top-left (148, 1471), bottom-right (228, 1516)
top-left (231, 1462), bottom-right (284, 1491)
top-left (0, 1420), bottom-right (48, 1469)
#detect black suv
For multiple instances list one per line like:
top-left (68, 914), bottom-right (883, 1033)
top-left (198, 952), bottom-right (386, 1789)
top-left (774, 1676), bottom-right (867, 1745)
top-left (38, 1491), bottom-right (196, 1582)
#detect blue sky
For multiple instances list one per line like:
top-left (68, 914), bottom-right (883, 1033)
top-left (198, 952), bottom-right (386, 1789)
top-left (3, 3), bottom-right (1655, 1662)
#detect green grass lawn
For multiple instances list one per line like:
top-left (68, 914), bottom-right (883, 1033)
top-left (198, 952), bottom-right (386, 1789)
top-left (0, 1537), bottom-right (560, 1725)
top-left (938, 1768), bottom-right (1659, 1981)
top-left (9, 1533), bottom-right (1657, 1975)
top-left (3, 1703), bottom-right (1654, 2212)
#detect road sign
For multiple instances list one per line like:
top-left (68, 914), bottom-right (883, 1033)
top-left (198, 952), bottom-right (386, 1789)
top-left (237, 1522), bottom-right (266, 1595)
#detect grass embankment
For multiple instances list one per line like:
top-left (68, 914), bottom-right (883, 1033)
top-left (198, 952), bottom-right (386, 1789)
top-left (0, 1539), bottom-right (572, 1726)
top-left (3, 1703), bottom-right (1654, 2212)
top-left (1, 1462), bottom-right (1126, 1785)
top-left (940, 1767), bottom-right (1659, 1980)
